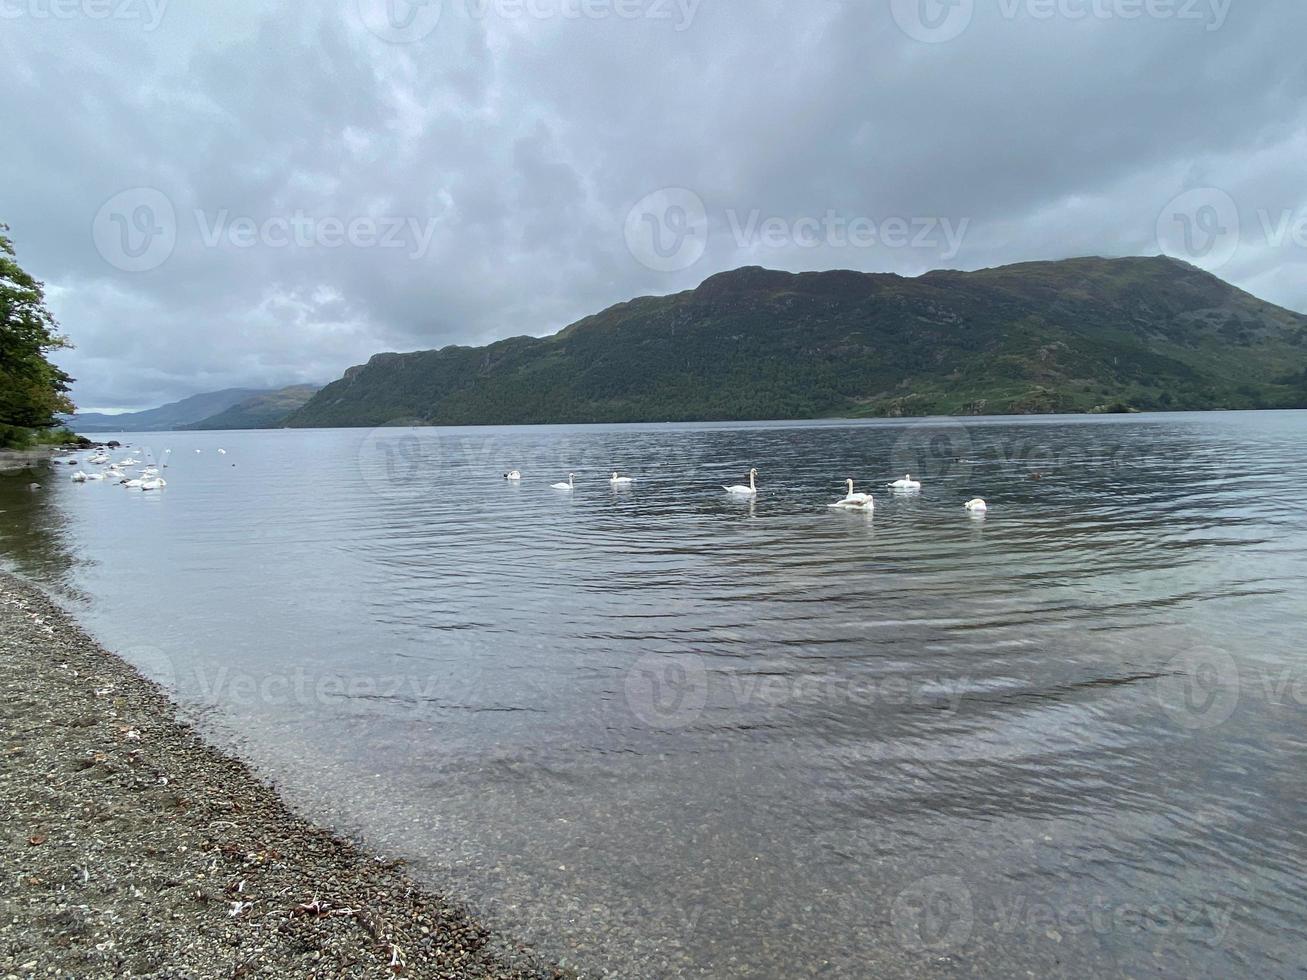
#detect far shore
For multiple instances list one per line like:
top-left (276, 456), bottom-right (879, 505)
top-left (0, 570), bottom-right (567, 979)
top-left (63, 404), bottom-right (1307, 439)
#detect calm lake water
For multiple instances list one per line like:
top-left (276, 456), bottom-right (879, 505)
top-left (3, 413), bottom-right (1306, 977)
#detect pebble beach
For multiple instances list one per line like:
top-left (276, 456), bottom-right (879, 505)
top-left (0, 570), bottom-right (567, 980)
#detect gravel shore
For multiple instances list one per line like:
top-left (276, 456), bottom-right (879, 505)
top-left (0, 570), bottom-right (567, 979)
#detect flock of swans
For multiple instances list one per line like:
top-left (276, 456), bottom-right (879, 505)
top-left (506, 467), bottom-right (988, 514)
top-left (66, 449), bottom-right (989, 514)
top-left (66, 446), bottom-right (228, 491)
top-left (69, 448), bottom-right (172, 490)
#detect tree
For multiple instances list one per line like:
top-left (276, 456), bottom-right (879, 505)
top-left (0, 224), bottom-right (74, 439)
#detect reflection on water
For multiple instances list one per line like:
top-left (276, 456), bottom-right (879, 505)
top-left (4, 413), bottom-right (1307, 978)
top-left (0, 461), bottom-right (78, 589)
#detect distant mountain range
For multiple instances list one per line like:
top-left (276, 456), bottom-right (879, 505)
top-left (182, 385), bottom-right (321, 430)
top-left (72, 257), bottom-right (1307, 433)
top-left (285, 257), bottom-right (1307, 427)
top-left (69, 385), bottom-right (319, 433)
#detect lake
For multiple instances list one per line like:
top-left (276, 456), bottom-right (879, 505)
top-left (2, 412), bottom-right (1306, 977)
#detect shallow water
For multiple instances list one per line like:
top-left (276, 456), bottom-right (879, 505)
top-left (3, 412), bottom-right (1306, 977)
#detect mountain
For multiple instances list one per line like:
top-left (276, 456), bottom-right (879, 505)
top-left (284, 256), bottom-right (1307, 427)
top-left (70, 388), bottom-right (273, 432)
top-left (182, 385), bottom-right (320, 430)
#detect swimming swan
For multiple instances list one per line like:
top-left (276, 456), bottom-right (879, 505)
top-left (837, 479), bottom-right (871, 505)
top-left (70, 471), bottom-right (88, 482)
top-left (830, 480), bottom-right (873, 510)
top-left (610, 472), bottom-right (634, 485)
top-left (504, 470), bottom-right (522, 481)
top-left (724, 468), bottom-right (758, 495)
top-left (889, 474), bottom-right (922, 490)
top-left (552, 473), bottom-right (575, 491)
top-left (964, 498), bottom-right (988, 512)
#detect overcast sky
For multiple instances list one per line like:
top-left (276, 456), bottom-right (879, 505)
top-left (2, 0), bottom-right (1304, 411)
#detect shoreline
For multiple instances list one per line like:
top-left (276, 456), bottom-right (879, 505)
top-left (0, 438), bottom-right (101, 475)
top-left (0, 447), bottom-right (68, 475)
top-left (0, 570), bottom-right (567, 979)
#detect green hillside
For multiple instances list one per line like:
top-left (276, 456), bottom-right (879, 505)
top-left (285, 257), bottom-right (1307, 427)
top-left (70, 388), bottom-right (271, 432)
top-left (184, 385), bottom-right (320, 430)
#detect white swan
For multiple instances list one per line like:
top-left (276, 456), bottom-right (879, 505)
top-left (724, 468), bottom-right (758, 495)
top-left (86, 473), bottom-right (105, 481)
top-left (964, 498), bottom-right (988, 512)
top-left (837, 479), bottom-right (871, 505)
top-left (217, 449), bottom-right (226, 455)
top-left (504, 470), bottom-right (522, 481)
top-left (830, 480), bottom-right (873, 511)
top-left (551, 473), bottom-right (575, 491)
top-left (889, 473), bottom-right (922, 490)
top-left (121, 478), bottom-right (145, 488)
top-left (70, 471), bottom-right (88, 482)
top-left (609, 472), bottom-right (634, 485)
top-left (141, 479), bottom-right (165, 491)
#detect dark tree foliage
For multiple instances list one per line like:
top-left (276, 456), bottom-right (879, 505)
top-left (0, 224), bottom-right (74, 445)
